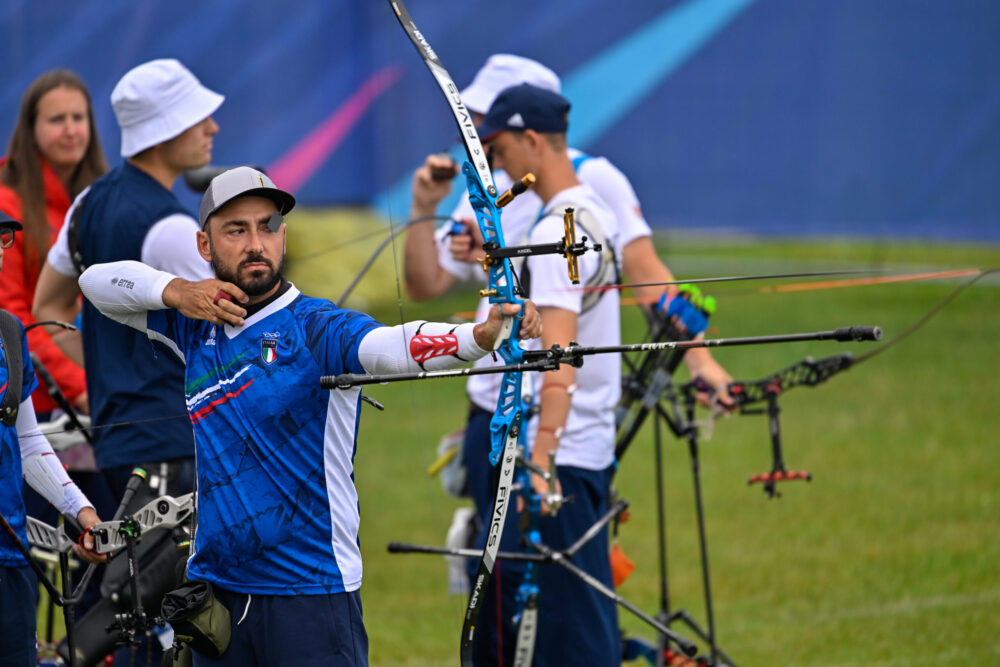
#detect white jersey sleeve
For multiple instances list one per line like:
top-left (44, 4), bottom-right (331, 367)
top-left (576, 155), bottom-right (651, 248)
top-left (78, 259), bottom-right (178, 349)
top-left (141, 213), bottom-right (214, 280)
top-left (358, 320), bottom-right (488, 373)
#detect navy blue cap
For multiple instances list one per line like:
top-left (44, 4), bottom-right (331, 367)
top-left (476, 83), bottom-right (570, 141)
top-left (0, 211), bottom-right (22, 230)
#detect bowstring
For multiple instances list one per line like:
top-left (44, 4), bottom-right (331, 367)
top-left (21, 413), bottom-right (189, 442)
top-left (297, 214), bottom-right (453, 267)
top-left (375, 160), bottom-right (461, 617)
top-left (23, 267), bottom-right (994, 444)
top-left (686, 267), bottom-right (999, 435)
top-left (853, 267), bottom-right (998, 364)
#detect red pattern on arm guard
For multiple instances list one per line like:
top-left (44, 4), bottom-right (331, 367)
top-left (409, 333), bottom-right (459, 363)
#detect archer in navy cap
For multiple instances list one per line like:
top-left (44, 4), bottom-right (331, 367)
top-left (476, 83), bottom-right (571, 141)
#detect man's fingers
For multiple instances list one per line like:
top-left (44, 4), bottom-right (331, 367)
top-left (205, 282), bottom-right (247, 326)
top-left (463, 218), bottom-right (484, 244)
top-left (212, 289), bottom-right (232, 306)
top-left (499, 303), bottom-right (523, 317)
top-left (515, 301), bottom-right (543, 340)
top-left (72, 542), bottom-right (106, 564)
top-left (448, 236), bottom-right (472, 254)
top-left (213, 300), bottom-right (246, 327)
top-left (219, 282), bottom-right (249, 304)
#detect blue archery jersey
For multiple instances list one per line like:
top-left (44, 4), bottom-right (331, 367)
top-left (75, 163), bottom-right (193, 468)
top-left (0, 319), bottom-right (39, 566)
top-left (144, 286), bottom-right (383, 594)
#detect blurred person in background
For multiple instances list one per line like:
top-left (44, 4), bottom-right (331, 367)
top-left (0, 211), bottom-right (105, 667)
top-left (0, 69), bottom-right (107, 418)
top-left (34, 58), bottom-right (222, 499)
top-left (406, 56), bottom-right (734, 665)
top-left (33, 58), bottom-right (222, 667)
top-left (0, 71), bottom-right (116, 608)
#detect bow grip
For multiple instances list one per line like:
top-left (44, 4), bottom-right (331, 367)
top-left (495, 315), bottom-right (514, 351)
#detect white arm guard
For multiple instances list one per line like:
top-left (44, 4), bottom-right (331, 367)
top-left (358, 321), bottom-right (488, 374)
top-left (17, 399), bottom-right (91, 518)
top-left (79, 260), bottom-right (177, 330)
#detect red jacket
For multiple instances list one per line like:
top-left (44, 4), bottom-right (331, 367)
top-left (0, 156), bottom-right (87, 413)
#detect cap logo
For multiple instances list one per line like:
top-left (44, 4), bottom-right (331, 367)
top-left (257, 175), bottom-right (264, 187)
top-left (507, 113), bottom-right (525, 128)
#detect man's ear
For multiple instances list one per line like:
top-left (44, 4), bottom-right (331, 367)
top-left (523, 129), bottom-right (549, 158)
top-left (197, 228), bottom-right (212, 263)
top-left (522, 129), bottom-right (541, 151)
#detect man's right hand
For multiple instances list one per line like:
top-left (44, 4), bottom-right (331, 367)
top-left (162, 278), bottom-right (249, 327)
top-left (411, 154), bottom-right (458, 217)
top-left (447, 218), bottom-right (486, 265)
top-left (405, 154), bottom-right (464, 300)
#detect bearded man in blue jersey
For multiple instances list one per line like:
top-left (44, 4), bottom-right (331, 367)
top-left (77, 167), bottom-right (542, 666)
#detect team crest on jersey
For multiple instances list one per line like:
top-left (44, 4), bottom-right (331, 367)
top-left (261, 337), bottom-right (278, 364)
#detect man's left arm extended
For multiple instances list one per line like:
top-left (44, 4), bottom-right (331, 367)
top-left (80, 260), bottom-right (542, 371)
top-left (355, 301), bottom-right (540, 375)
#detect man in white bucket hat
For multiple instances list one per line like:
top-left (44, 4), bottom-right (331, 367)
top-left (33, 59), bottom-right (223, 664)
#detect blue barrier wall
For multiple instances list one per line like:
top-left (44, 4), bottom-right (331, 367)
top-left (2, 0), bottom-right (997, 239)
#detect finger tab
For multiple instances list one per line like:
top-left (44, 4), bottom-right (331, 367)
top-left (213, 290), bottom-right (235, 306)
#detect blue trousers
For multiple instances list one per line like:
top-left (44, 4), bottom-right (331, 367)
top-left (0, 564), bottom-right (36, 667)
top-left (193, 587), bottom-right (369, 667)
top-left (463, 406), bottom-right (621, 666)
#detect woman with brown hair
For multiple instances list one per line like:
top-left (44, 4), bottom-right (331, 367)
top-left (0, 69), bottom-right (108, 415)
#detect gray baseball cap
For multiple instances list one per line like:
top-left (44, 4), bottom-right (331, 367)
top-left (199, 166), bottom-right (296, 228)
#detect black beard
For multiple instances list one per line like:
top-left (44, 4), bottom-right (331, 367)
top-left (211, 248), bottom-right (285, 297)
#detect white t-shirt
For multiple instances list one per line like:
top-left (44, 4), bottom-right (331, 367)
top-left (524, 184), bottom-right (621, 471)
top-left (48, 189), bottom-right (213, 280)
top-left (444, 149), bottom-right (644, 413)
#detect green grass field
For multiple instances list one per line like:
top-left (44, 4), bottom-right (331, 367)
top-left (283, 214), bottom-right (1000, 665)
top-left (40, 213), bottom-right (1000, 665)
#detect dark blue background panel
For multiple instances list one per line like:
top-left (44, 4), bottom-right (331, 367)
top-left (1, 0), bottom-right (997, 240)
